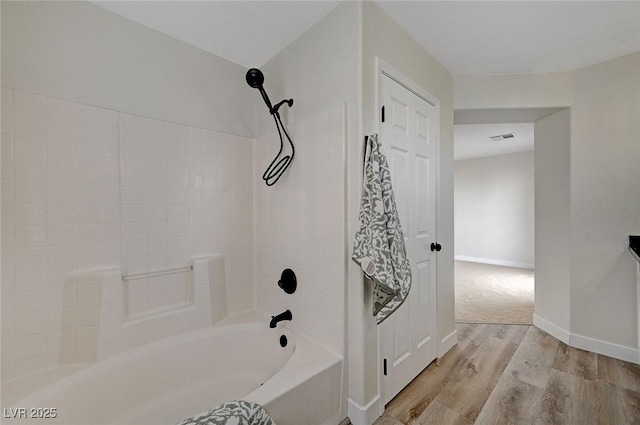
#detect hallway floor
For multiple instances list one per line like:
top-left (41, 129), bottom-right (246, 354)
top-left (455, 261), bottom-right (535, 324)
top-left (376, 323), bottom-right (640, 425)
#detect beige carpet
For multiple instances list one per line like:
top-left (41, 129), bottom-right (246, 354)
top-left (455, 261), bottom-right (534, 324)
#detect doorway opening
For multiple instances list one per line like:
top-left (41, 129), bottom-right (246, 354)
top-left (452, 107), bottom-right (562, 325)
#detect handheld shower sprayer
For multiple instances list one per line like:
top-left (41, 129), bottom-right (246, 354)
top-left (246, 68), bottom-right (295, 186)
top-left (246, 69), bottom-right (273, 113)
top-left (244, 68), bottom-right (264, 88)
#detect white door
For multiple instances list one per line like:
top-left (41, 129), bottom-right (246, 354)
top-left (379, 70), bottom-right (439, 405)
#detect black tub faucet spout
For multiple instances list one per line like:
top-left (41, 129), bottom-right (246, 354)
top-left (269, 309), bottom-right (292, 328)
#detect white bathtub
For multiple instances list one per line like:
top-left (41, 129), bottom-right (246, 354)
top-left (5, 313), bottom-right (343, 425)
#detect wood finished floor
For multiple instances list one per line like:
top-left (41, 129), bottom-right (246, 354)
top-left (376, 323), bottom-right (640, 425)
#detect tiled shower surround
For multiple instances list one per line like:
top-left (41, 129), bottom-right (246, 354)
top-left (254, 104), bottom-right (346, 355)
top-left (1, 88), bottom-right (253, 380)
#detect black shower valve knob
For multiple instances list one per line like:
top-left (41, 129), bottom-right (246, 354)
top-left (278, 268), bottom-right (297, 294)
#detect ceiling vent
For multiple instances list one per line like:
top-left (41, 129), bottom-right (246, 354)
top-left (489, 133), bottom-right (516, 141)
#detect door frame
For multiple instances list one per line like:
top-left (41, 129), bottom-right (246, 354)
top-left (375, 57), bottom-right (442, 404)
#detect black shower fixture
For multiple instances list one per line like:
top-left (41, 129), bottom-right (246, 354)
top-left (278, 268), bottom-right (297, 294)
top-left (246, 68), bottom-right (295, 186)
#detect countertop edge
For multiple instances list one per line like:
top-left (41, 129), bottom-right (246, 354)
top-left (630, 235), bottom-right (640, 264)
top-left (630, 246), bottom-right (640, 264)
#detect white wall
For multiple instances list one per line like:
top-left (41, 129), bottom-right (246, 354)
top-left (454, 73), bottom-right (573, 110)
top-left (534, 109), bottom-right (571, 336)
top-left (1, 0), bottom-right (254, 138)
top-left (1, 1), bottom-right (255, 380)
top-left (454, 51), bottom-right (640, 361)
top-left (570, 52), bottom-right (640, 349)
top-left (348, 3), bottom-right (454, 422)
top-left (454, 151), bottom-right (534, 269)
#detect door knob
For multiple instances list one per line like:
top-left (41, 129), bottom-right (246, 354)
top-left (430, 242), bottom-right (442, 252)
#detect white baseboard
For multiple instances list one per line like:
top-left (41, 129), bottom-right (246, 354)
top-left (455, 255), bottom-right (534, 270)
top-left (533, 314), bottom-right (570, 344)
top-left (347, 396), bottom-right (382, 425)
top-left (570, 332), bottom-right (639, 364)
top-left (533, 314), bottom-right (639, 364)
top-left (439, 329), bottom-right (458, 357)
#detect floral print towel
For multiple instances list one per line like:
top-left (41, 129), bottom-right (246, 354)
top-left (352, 134), bottom-right (412, 324)
top-left (176, 400), bottom-right (275, 425)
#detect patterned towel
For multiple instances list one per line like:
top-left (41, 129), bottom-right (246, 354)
top-left (176, 400), bottom-right (276, 425)
top-left (352, 134), bottom-right (412, 324)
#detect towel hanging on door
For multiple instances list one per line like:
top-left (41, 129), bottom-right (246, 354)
top-left (352, 134), bottom-right (411, 324)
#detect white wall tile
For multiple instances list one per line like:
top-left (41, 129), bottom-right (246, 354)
top-left (46, 140), bottom-right (75, 163)
top-left (1, 352), bottom-right (15, 380)
top-left (76, 285), bottom-right (101, 305)
top-left (13, 91), bottom-right (46, 141)
top-left (75, 184), bottom-right (105, 205)
top-left (14, 312), bottom-right (46, 337)
top-left (45, 98), bottom-right (77, 143)
top-left (47, 203), bottom-right (76, 224)
top-left (74, 326), bottom-right (98, 349)
top-left (2, 200), bottom-right (14, 227)
top-left (14, 224), bottom-right (47, 247)
top-left (14, 269), bottom-right (47, 293)
top-left (46, 224), bottom-right (76, 246)
top-left (1, 293), bottom-right (14, 321)
top-left (14, 180), bottom-right (47, 208)
top-left (47, 309), bottom-right (63, 331)
top-left (87, 243), bottom-right (116, 267)
top-left (77, 224), bottom-right (107, 244)
top-left (76, 204), bottom-right (103, 224)
top-left (14, 356), bottom-right (47, 379)
top-left (14, 290), bottom-right (46, 315)
top-left (46, 329), bottom-right (62, 361)
top-left (254, 105), bottom-right (346, 354)
top-left (2, 182), bottom-right (14, 206)
top-left (147, 238), bottom-right (167, 257)
top-left (146, 205), bottom-right (167, 222)
top-left (1, 310), bottom-right (14, 340)
top-left (14, 247), bottom-right (48, 270)
top-left (2, 88), bottom-right (14, 135)
top-left (46, 160), bottom-right (74, 184)
top-left (47, 245), bottom-right (77, 269)
top-left (119, 113), bottom-right (196, 319)
top-left (75, 305), bottom-right (100, 327)
top-left (121, 205), bottom-right (147, 223)
top-left (15, 159), bottom-right (47, 182)
top-left (125, 239), bottom-right (147, 260)
top-left (2, 156), bottom-right (14, 183)
top-left (3, 89), bottom-right (258, 378)
top-left (99, 303), bottom-right (120, 324)
top-left (46, 286), bottom-right (65, 313)
top-left (46, 182), bottom-right (76, 205)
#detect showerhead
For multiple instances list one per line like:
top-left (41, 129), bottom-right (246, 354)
top-left (246, 68), bottom-right (264, 89)
top-left (246, 68), bottom-right (274, 114)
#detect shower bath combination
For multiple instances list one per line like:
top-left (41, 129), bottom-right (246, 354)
top-left (246, 68), bottom-right (295, 186)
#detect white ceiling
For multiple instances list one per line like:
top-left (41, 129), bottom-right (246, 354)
top-left (377, 1), bottom-right (640, 75)
top-left (92, 1), bottom-right (340, 68)
top-left (454, 123), bottom-right (534, 161)
top-left (91, 1), bottom-right (637, 160)
top-left (92, 1), bottom-right (640, 75)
